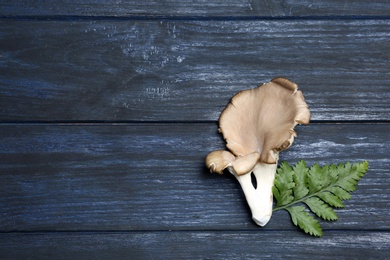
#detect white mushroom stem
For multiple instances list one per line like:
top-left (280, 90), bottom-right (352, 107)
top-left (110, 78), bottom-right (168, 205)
top-left (205, 78), bottom-right (310, 227)
top-left (230, 162), bottom-right (277, 227)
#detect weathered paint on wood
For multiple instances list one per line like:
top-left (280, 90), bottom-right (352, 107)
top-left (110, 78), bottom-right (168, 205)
top-left (1, 20), bottom-right (389, 122)
top-left (1, 231), bottom-right (389, 259)
top-left (1, 0), bottom-right (390, 258)
top-left (1, 123), bottom-right (389, 231)
top-left (1, 0), bottom-right (390, 17)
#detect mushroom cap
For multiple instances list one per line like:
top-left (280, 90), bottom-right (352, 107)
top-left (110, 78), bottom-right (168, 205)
top-left (231, 152), bottom-right (261, 175)
top-left (205, 150), bottom-right (260, 175)
top-left (218, 77), bottom-right (310, 164)
top-left (205, 150), bottom-right (235, 174)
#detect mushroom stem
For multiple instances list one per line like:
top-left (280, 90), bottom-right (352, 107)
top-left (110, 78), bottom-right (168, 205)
top-left (230, 162), bottom-right (277, 227)
top-left (205, 78), bottom-right (310, 226)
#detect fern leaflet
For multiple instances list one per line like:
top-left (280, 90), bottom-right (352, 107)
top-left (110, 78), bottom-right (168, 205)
top-left (273, 161), bottom-right (368, 237)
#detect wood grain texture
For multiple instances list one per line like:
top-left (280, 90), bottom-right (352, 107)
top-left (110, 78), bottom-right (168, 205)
top-left (1, 20), bottom-right (389, 122)
top-left (1, 123), bottom-right (389, 231)
top-left (1, 0), bottom-right (390, 17)
top-left (2, 1), bottom-right (390, 257)
top-left (1, 231), bottom-right (389, 259)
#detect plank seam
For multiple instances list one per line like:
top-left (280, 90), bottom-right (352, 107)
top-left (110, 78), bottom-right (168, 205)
top-left (2, 15), bottom-right (390, 22)
top-left (0, 120), bottom-right (389, 126)
top-left (1, 229), bottom-right (390, 234)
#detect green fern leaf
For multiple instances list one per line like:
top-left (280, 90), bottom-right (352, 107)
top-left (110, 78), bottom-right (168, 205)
top-left (273, 161), bottom-right (295, 207)
top-left (306, 163), bottom-right (325, 193)
top-left (328, 164), bottom-right (339, 183)
top-left (273, 161), bottom-right (368, 237)
top-left (317, 191), bottom-right (344, 208)
top-left (304, 197), bottom-right (338, 221)
top-left (292, 161), bottom-right (309, 199)
top-left (328, 186), bottom-right (351, 200)
top-left (286, 206), bottom-right (322, 237)
top-left (334, 162), bottom-right (367, 192)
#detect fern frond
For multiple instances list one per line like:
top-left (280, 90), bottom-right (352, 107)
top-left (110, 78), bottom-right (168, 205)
top-left (304, 197), bottom-right (338, 221)
top-left (273, 161), bottom-right (368, 237)
top-left (273, 161), bottom-right (295, 207)
top-left (286, 206), bottom-right (322, 237)
top-left (317, 191), bottom-right (344, 208)
top-left (292, 160), bottom-right (309, 199)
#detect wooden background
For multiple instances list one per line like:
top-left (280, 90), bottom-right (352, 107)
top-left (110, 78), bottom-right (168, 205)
top-left (1, 1), bottom-right (390, 258)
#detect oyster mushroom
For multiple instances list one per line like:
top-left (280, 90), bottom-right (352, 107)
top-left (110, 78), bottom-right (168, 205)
top-left (205, 77), bottom-right (310, 226)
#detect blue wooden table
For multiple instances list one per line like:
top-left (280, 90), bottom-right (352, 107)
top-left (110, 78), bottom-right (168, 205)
top-left (1, 1), bottom-right (390, 258)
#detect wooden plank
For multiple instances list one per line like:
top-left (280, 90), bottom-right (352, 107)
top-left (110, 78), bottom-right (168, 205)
top-left (1, 231), bottom-right (389, 259)
top-left (1, 0), bottom-right (390, 17)
top-left (1, 20), bottom-right (390, 122)
top-left (0, 123), bottom-right (389, 231)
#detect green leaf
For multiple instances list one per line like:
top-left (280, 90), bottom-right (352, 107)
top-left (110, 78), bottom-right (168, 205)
top-left (328, 186), bottom-right (351, 200)
top-left (304, 197), bottom-right (338, 221)
top-left (273, 160), bottom-right (369, 237)
top-left (335, 161), bottom-right (368, 192)
top-left (328, 164), bottom-right (339, 184)
top-left (273, 161), bottom-right (295, 207)
top-left (307, 163), bottom-right (325, 193)
top-left (292, 160), bottom-right (309, 199)
top-left (286, 206), bottom-right (322, 237)
top-left (317, 191), bottom-right (344, 208)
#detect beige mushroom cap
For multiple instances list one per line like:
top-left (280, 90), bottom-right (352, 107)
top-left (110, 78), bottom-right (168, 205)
top-left (205, 150), bottom-right (235, 174)
top-left (218, 77), bottom-right (310, 164)
top-left (205, 150), bottom-right (261, 175)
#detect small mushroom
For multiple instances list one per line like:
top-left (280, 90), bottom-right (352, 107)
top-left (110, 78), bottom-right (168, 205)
top-left (205, 77), bottom-right (310, 226)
